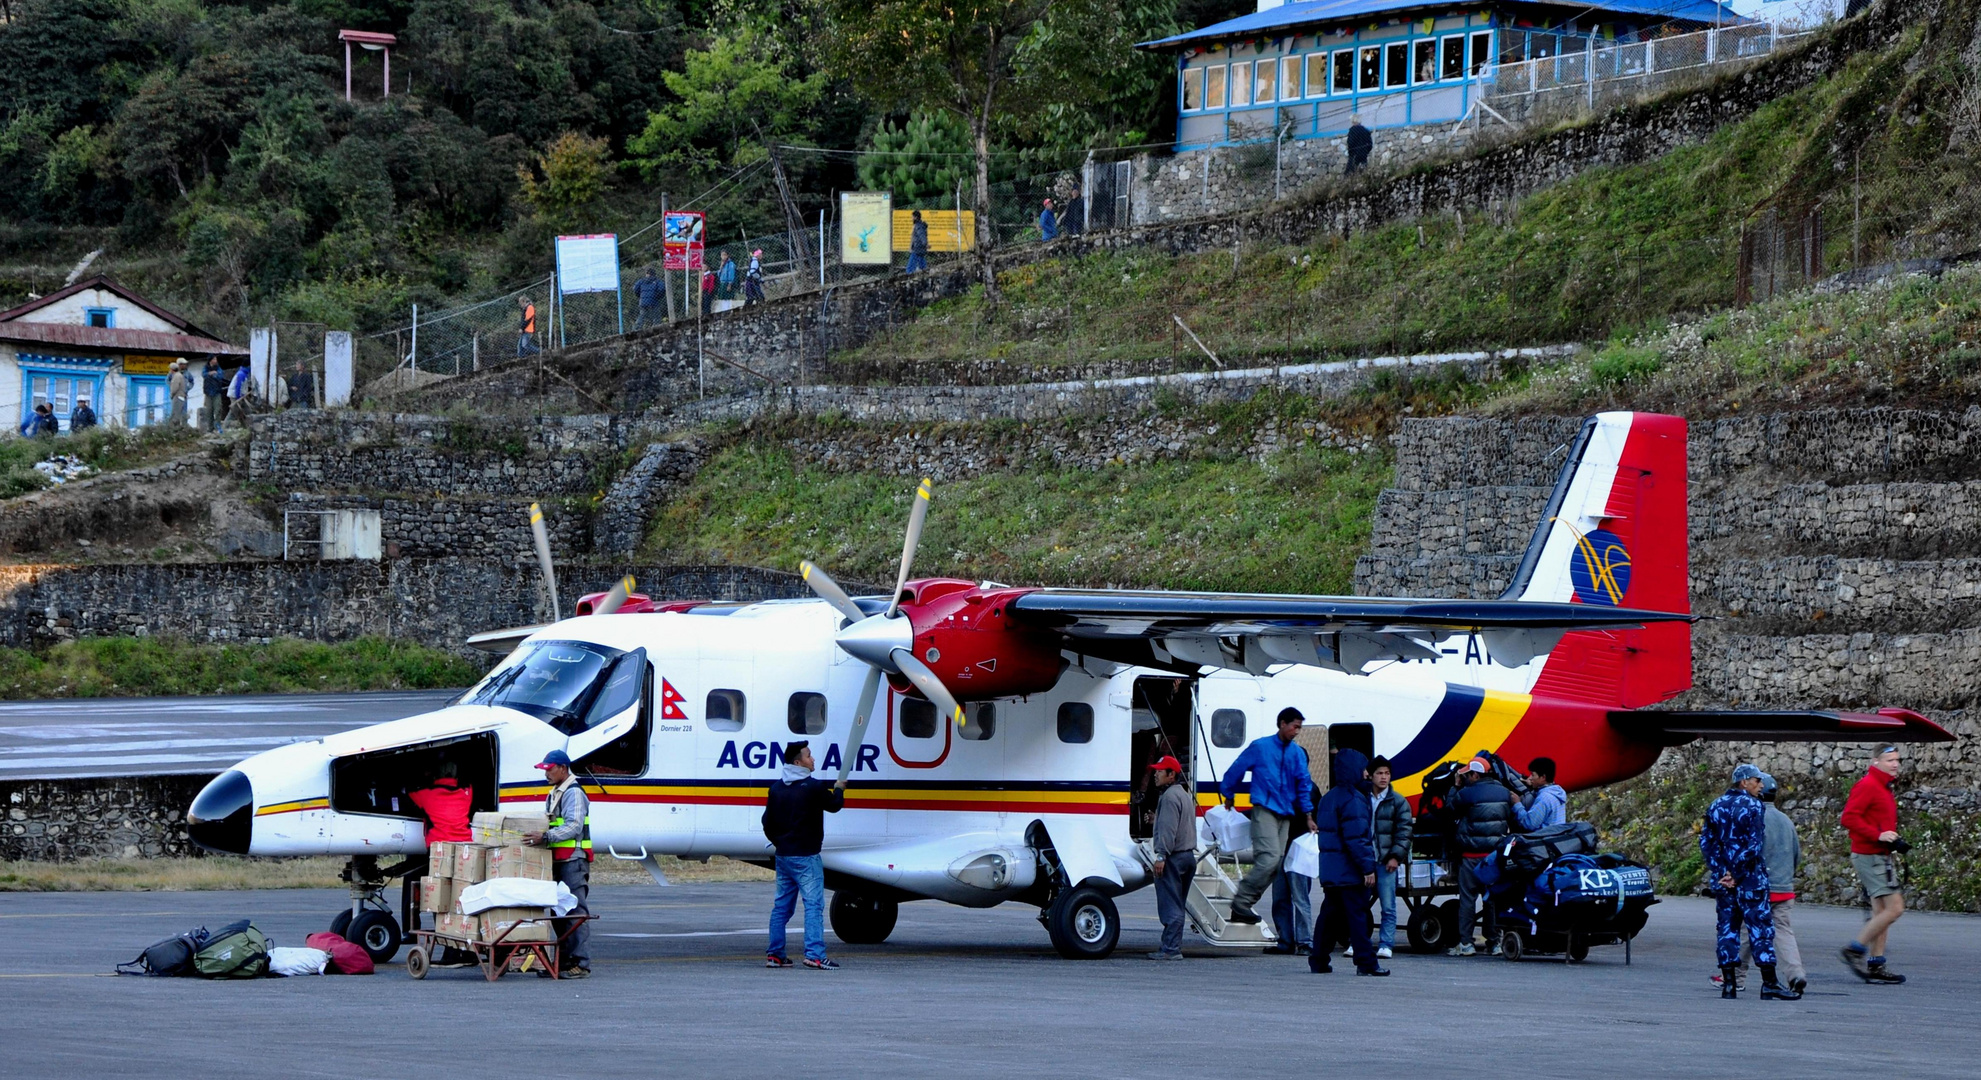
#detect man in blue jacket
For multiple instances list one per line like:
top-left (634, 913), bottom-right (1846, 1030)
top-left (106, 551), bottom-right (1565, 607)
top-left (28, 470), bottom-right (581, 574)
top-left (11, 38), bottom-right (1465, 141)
top-left (1309, 748), bottom-right (1386, 975)
top-left (1701, 763), bottom-right (1791, 999)
top-left (1220, 708), bottom-right (1318, 925)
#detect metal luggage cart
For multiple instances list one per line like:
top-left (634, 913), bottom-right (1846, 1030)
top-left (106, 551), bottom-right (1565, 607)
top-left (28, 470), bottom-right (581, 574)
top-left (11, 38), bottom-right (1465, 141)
top-left (405, 915), bottom-right (594, 981)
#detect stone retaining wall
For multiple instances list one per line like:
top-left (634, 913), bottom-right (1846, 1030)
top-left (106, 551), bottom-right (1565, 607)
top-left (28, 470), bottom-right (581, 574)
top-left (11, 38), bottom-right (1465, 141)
top-left (2, 774), bottom-right (210, 861)
top-left (595, 440), bottom-right (709, 555)
top-left (247, 412), bottom-right (628, 497)
top-left (281, 494), bottom-right (592, 560)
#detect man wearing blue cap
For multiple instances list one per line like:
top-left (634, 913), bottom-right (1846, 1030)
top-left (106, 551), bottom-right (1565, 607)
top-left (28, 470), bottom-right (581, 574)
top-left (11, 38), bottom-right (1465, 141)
top-left (525, 749), bottom-right (592, 978)
top-left (1701, 763), bottom-right (1796, 1000)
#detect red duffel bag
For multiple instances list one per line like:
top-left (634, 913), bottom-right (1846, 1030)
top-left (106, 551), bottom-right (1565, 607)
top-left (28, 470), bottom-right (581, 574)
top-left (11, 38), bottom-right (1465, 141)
top-left (305, 932), bottom-right (375, 975)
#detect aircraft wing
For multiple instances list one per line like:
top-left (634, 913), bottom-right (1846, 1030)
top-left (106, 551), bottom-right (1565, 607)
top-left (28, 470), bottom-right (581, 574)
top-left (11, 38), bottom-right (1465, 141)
top-left (1610, 707), bottom-right (1956, 745)
top-left (1005, 589), bottom-right (1693, 674)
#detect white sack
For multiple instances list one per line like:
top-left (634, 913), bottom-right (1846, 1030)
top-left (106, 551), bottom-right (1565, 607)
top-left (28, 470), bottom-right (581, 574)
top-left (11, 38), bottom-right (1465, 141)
top-left (457, 878), bottom-right (578, 916)
top-left (1200, 804), bottom-right (1253, 855)
top-left (1285, 831), bottom-right (1321, 878)
top-left (268, 947), bottom-right (331, 977)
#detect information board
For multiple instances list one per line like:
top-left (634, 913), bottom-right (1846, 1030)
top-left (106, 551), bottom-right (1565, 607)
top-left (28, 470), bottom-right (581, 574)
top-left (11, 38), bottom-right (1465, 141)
top-left (663, 212), bottom-right (706, 271)
top-left (555, 234), bottom-right (621, 294)
top-left (839, 192), bottom-right (893, 265)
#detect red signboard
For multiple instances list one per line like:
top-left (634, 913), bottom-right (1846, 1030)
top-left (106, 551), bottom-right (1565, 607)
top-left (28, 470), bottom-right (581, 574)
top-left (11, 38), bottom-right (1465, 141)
top-left (663, 211), bottom-right (706, 271)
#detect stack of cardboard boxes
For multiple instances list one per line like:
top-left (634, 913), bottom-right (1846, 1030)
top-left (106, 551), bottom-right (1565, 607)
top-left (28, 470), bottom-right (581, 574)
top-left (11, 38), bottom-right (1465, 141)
top-left (421, 811), bottom-right (558, 944)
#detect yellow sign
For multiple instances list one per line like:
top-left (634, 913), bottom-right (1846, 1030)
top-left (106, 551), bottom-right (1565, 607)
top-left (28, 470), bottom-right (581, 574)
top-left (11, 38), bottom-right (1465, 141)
top-left (123, 354), bottom-right (176, 375)
top-left (839, 192), bottom-right (893, 266)
top-left (891, 210), bottom-right (977, 253)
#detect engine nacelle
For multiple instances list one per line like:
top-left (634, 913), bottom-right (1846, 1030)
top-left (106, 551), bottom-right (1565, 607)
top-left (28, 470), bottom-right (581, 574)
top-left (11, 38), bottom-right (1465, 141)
top-left (901, 581), bottom-right (1066, 701)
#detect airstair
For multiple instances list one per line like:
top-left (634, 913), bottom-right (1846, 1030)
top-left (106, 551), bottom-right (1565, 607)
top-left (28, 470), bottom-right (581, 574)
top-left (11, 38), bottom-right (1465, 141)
top-left (1139, 840), bottom-right (1278, 947)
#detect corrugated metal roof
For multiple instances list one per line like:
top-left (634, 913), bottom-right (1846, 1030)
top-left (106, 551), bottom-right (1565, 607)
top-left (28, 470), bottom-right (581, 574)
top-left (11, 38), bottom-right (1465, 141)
top-left (1140, 0), bottom-right (1747, 48)
top-left (0, 320), bottom-right (247, 356)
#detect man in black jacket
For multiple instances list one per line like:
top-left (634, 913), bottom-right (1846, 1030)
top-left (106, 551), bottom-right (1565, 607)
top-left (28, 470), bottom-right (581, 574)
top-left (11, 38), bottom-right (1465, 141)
top-left (1309, 748), bottom-right (1386, 975)
top-left (1449, 756), bottom-right (1517, 956)
top-left (762, 741), bottom-right (846, 969)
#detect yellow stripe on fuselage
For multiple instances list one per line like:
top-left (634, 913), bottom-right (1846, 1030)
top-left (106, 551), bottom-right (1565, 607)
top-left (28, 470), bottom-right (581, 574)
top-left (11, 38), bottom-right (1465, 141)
top-left (1391, 688), bottom-right (1532, 799)
top-left (254, 797), bottom-right (329, 817)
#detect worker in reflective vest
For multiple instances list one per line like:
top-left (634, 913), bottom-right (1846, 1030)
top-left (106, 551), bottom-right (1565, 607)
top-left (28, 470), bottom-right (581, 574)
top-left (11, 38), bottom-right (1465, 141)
top-left (525, 749), bottom-right (591, 977)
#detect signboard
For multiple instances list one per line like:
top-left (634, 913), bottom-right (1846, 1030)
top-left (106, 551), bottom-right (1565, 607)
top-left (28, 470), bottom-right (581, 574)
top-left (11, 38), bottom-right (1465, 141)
top-left (663, 211), bottom-right (705, 271)
top-left (890, 210), bottom-right (976, 253)
top-left (555, 234), bottom-right (621, 294)
top-left (839, 192), bottom-right (893, 265)
top-left (324, 331), bottom-right (353, 408)
top-left (123, 354), bottom-right (176, 375)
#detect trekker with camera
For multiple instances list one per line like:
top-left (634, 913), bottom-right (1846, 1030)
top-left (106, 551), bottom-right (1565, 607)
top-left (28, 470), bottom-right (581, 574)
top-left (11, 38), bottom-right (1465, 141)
top-left (1840, 746), bottom-right (1909, 984)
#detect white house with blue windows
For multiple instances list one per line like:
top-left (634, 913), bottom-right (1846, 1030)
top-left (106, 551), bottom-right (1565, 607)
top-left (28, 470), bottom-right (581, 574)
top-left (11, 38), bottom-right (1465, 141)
top-left (0, 276), bottom-right (245, 434)
top-left (1142, 0), bottom-right (1744, 150)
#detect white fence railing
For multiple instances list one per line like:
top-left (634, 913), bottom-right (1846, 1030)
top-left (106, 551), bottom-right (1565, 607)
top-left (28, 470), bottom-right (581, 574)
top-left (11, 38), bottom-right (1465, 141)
top-left (1478, 23), bottom-right (1818, 128)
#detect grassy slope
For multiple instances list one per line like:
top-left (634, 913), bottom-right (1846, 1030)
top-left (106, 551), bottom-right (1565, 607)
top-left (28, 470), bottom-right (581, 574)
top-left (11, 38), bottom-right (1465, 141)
top-left (0, 637), bottom-right (479, 699)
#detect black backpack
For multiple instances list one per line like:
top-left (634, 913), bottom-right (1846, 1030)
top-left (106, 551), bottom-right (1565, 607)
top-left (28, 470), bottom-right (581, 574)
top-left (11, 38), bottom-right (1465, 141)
top-left (117, 928), bottom-right (209, 976)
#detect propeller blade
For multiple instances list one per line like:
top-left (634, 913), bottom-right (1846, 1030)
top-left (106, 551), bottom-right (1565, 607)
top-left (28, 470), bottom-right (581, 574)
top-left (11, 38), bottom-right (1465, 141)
top-left (836, 666), bottom-right (883, 785)
top-left (529, 501), bottom-right (561, 621)
top-left (885, 477), bottom-right (933, 619)
top-left (592, 575), bottom-right (637, 616)
top-left (800, 560), bottom-right (865, 624)
top-left (465, 625), bottom-right (543, 654)
top-left (891, 648), bottom-right (965, 729)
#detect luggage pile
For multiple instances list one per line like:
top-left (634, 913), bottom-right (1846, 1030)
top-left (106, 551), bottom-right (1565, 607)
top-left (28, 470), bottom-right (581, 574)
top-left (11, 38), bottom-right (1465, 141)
top-left (1487, 822), bottom-right (1657, 963)
top-left (423, 811), bottom-right (562, 945)
top-left (118, 919), bottom-right (369, 978)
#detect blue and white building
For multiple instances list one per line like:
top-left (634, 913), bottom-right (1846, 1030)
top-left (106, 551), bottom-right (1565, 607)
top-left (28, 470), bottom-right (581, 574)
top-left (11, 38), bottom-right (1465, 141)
top-left (1141, 0), bottom-right (1746, 150)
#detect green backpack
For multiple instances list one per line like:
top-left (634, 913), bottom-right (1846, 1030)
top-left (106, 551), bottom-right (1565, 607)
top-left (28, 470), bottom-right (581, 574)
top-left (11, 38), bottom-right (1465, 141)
top-left (193, 920), bottom-right (269, 979)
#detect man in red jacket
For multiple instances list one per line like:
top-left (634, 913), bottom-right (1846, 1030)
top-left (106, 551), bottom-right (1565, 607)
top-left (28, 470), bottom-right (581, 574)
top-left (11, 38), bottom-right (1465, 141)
top-left (408, 761), bottom-right (473, 844)
top-left (1839, 746), bottom-right (1906, 984)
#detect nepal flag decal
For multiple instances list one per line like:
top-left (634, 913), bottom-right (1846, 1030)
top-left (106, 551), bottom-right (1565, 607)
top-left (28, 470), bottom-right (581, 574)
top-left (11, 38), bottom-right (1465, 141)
top-left (659, 678), bottom-right (688, 720)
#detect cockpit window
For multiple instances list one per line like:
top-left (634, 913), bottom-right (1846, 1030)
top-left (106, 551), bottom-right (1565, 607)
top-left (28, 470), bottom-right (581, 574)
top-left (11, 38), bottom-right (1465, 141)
top-left (461, 640), bottom-right (625, 729)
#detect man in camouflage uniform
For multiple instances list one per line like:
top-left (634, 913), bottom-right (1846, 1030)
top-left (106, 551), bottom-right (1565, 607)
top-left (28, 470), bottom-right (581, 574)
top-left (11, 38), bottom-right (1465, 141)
top-left (1700, 763), bottom-right (1797, 1000)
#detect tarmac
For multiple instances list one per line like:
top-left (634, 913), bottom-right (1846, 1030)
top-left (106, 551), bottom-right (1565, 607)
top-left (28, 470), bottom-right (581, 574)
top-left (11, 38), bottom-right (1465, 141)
top-left (4, 885), bottom-right (1977, 1078)
top-left (0, 690), bottom-right (459, 780)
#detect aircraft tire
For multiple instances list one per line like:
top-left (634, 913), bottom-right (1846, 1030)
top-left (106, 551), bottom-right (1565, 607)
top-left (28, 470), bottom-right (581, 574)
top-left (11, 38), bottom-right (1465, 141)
top-left (329, 909), bottom-right (353, 939)
top-left (347, 909), bottom-right (403, 964)
top-left (1044, 885), bottom-right (1119, 960)
top-left (829, 891), bottom-right (899, 945)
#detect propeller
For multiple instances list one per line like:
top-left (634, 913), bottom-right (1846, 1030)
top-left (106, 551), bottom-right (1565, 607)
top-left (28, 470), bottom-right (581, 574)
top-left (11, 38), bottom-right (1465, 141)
top-left (591, 575), bottom-right (637, 616)
top-left (803, 477), bottom-right (965, 783)
top-left (529, 501), bottom-right (561, 621)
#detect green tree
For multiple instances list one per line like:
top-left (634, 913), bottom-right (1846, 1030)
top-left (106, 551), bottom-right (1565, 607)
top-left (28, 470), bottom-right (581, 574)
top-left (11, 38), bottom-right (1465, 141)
top-left (816, 0), bottom-right (1174, 294)
top-left (627, 28), bottom-right (825, 177)
top-left (857, 111), bottom-right (972, 204)
top-left (516, 131), bottom-right (613, 229)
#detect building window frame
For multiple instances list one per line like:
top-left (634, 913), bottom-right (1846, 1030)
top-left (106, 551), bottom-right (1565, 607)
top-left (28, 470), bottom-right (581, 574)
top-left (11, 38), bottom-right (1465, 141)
top-left (84, 307), bottom-right (115, 328)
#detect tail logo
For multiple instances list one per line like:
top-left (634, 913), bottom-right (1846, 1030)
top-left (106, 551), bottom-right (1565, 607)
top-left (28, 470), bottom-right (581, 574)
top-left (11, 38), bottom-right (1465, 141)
top-left (1570, 527), bottom-right (1632, 605)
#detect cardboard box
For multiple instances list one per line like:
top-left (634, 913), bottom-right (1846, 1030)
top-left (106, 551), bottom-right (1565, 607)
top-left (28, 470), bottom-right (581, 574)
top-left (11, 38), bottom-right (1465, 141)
top-left (481, 906), bottom-right (555, 943)
top-left (454, 843), bottom-right (487, 884)
top-left (436, 912), bottom-right (478, 940)
top-left (472, 811), bottom-right (550, 846)
top-left (427, 841), bottom-right (456, 878)
top-left (486, 844), bottom-right (554, 881)
top-left (419, 876), bottom-right (458, 914)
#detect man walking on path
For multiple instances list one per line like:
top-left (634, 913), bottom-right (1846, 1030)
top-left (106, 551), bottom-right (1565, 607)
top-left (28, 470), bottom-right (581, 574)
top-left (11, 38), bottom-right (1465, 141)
top-left (717, 251), bottom-right (738, 300)
top-left (1760, 774), bottom-right (1807, 994)
top-left (905, 210), bottom-right (930, 274)
top-left (1449, 756), bottom-right (1515, 955)
top-left (1219, 708), bottom-right (1318, 925)
top-left (1309, 748), bottom-right (1386, 976)
top-left (1840, 746), bottom-right (1908, 983)
top-left (1037, 198), bottom-right (1059, 241)
top-left (762, 741), bottom-right (846, 970)
top-left (1702, 764), bottom-right (1795, 999)
top-left (1370, 755), bottom-right (1413, 959)
top-left (632, 266), bottom-right (665, 330)
top-left (1147, 755), bottom-right (1196, 961)
top-left (1062, 184), bottom-right (1085, 238)
top-left (167, 360), bottom-right (190, 424)
top-left (1345, 116), bottom-right (1373, 175)
top-left (201, 358), bottom-right (226, 431)
top-left (1514, 757), bottom-right (1567, 831)
top-left (516, 295), bottom-right (540, 356)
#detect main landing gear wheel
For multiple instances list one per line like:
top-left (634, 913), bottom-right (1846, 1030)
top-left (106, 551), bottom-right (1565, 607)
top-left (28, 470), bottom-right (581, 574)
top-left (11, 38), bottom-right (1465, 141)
top-left (1044, 885), bottom-right (1120, 960)
top-left (329, 909), bottom-right (353, 939)
top-left (830, 891), bottom-right (900, 945)
top-left (347, 909), bottom-right (403, 964)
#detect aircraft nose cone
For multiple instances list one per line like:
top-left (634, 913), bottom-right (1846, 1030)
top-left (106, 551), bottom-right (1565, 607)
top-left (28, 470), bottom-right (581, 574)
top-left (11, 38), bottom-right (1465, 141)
top-left (836, 613), bottom-right (912, 671)
top-left (187, 770), bottom-right (254, 854)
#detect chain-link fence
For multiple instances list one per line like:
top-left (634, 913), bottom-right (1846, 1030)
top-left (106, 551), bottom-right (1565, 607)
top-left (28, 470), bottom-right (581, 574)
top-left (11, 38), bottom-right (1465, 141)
top-left (1481, 23), bottom-right (1817, 129)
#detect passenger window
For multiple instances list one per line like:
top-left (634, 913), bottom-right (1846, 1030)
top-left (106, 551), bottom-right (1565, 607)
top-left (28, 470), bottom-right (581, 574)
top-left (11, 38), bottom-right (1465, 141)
top-left (787, 692), bottom-right (827, 735)
top-left (899, 698), bottom-right (937, 739)
top-left (960, 702), bottom-right (996, 741)
top-left (1211, 708), bottom-right (1247, 748)
top-left (705, 689), bottom-right (745, 732)
top-left (1056, 702), bottom-right (1094, 744)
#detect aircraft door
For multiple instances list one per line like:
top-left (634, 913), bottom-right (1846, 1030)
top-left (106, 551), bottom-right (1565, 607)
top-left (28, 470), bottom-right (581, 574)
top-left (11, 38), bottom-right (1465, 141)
top-left (1129, 676), bottom-right (1196, 840)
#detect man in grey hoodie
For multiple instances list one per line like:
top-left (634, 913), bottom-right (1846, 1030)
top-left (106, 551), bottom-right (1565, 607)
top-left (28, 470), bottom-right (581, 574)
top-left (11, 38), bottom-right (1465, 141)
top-left (1760, 773), bottom-right (1807, 994)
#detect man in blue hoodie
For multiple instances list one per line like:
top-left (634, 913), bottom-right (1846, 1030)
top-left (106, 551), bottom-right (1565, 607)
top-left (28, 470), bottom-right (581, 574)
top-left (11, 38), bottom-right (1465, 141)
top-left (762, 741), bottom-right (846, 970)
top-left (1220, 708), bottom-right (1319, 925)
top-left (1309, 748), bottom-right (1387, 975)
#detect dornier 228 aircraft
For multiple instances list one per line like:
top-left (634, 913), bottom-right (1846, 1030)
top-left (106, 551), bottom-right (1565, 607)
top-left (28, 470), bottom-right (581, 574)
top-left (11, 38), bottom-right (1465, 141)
top-left (188, 412), bottom-right (1952, 962)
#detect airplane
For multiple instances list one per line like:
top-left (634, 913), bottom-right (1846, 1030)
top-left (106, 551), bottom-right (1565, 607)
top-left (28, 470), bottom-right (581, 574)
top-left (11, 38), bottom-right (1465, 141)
top-left (186, 411), bottom-right (1952, 962)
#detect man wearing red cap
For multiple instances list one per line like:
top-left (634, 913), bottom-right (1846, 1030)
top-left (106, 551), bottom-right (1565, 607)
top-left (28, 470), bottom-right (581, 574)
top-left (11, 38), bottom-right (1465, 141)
top-left (1147, 755), bottom-right (1196, 960)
